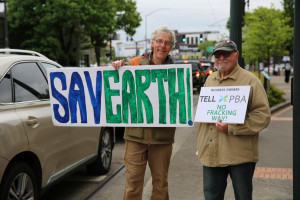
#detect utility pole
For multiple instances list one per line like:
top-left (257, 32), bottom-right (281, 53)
top-left (230, 0), bottom-right (244, 68)
top-left (3, 0), bottom-right (8, 48)
top-left (0, 0), bottom-right (9, 48)
top-left (293, 0), bottom-right (299, 199)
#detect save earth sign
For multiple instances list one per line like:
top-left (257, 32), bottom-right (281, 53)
top-left (194, 86), bottom-right (251, 124)
top-left (47, 64), bottom-right (193, 127)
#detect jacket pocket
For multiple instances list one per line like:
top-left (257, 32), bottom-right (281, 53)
top-left (125, 127), bottom-right (145, 139)
top-left (153, 127), bottom-right (176, 141)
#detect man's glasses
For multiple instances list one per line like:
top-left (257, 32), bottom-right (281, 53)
top-left (214, 51), bottom-right (232, 58)
top-left (155, 39), bottom-right (172, 47)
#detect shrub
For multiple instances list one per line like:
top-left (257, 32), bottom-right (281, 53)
top-left (252, 72), bottom-right (285, 107)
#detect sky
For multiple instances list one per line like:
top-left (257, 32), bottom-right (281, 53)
top-left (118, 0), bottom-right (283, 41)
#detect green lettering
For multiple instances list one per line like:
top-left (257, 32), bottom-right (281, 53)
top-left (103, 71), bottom-right (121, 123)
top-left (152, 69), bottom-right (168, 124)
top-left (186, 68), bottom-right (192, 121)
top-left (168, 68), bottom-right (186, 124)
top-left (122, 70), bottom-right (137, 123)
top-left (136, 70), bottom-right (153, 123)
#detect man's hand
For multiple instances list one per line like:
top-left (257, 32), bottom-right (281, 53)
top-left (112, 59), bottom-right (125, 70)
top-left (215, 119), bottom-right (228, 134)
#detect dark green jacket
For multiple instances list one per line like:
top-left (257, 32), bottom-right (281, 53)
top-left (124, 52), bottom-right (176, 144)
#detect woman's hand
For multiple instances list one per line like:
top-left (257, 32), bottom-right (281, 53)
top-left (112, 59), bottom-right (125, 70)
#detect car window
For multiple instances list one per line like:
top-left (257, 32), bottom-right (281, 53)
top-left (11, 62), bottom-right (49, 102)
top-left (41, 62), bottom-right (60, 70)
top-left (0, 71), bottom-right (12, 103)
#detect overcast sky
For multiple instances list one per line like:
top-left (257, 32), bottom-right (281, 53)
top-left (119, 0), bottom-right (283, 41)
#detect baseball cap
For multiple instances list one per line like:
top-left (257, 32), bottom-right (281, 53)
top-left (212, 39), bottom-right (238, 55)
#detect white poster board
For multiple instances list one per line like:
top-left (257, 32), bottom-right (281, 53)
top-left (47, 64), bottom-right (193, 127)
top-left (194, 86), bottom-right (251, 124)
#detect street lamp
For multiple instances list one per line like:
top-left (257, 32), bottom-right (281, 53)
top-left (145, 8), bottom-right (169, 52)
top-left (108, 33), bottom-right (113, 60)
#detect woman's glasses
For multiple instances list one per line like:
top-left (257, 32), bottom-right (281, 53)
top-left (214, 51), bottom-right (233, 58)
top-left (155, 39), bottom-right (172, 47)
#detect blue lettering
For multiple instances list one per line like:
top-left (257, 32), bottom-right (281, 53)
top-left (84, 71), bottom-right (102, 124)
top-left (69, 72), bottom-right (87, 123)
top-left (50, 72), bottom-right (69, 123)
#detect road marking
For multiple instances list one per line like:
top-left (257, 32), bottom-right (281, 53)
top-left (271, 117), bottom-right (293, 121)
top-left (254, 167), bottom-right (293, 180)
top-left (271, 105), bottom-right (292, 121)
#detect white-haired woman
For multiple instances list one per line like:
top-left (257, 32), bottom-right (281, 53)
top-left (112, 25), bottom-right (176, 200)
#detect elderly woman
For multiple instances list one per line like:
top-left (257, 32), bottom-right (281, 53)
top-left (112, 25), bottom-right (176, 200)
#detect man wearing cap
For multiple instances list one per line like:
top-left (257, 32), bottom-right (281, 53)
top-left (196, 39), bottom-right (271, 200)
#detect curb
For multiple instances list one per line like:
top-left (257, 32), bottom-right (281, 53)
top-left (270, 101), bottom-right (291, 114)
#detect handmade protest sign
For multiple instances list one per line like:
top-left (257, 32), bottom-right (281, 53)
top-left (194, 86), bottom-right (250, 124)
top-left (47, 64), bottom-right (193, 127)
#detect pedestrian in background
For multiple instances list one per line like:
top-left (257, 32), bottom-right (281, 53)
top-left (197, 39), bottom-right (271, 200)
top-left (112, 25), bottom-right (176, 200)
top-left (285, 60), bottom-right (292, 83)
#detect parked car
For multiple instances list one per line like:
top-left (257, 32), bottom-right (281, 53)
top-left (0, 49), bottom-right (115, 199)
top-left (174, 60), bottom-right (205, 91)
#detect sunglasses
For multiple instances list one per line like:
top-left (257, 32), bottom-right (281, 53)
top-left (214, 51), bottom-right (233, 58)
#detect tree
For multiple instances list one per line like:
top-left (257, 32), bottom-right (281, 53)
top-left (282, 0), bottom-right (295, 60)
top-left (7, 0), bottom-right (142, 66)
top-left (82, 0), bottom-right (141, 65)
top-left (115, 0), bottom-right (142, 36)
top-left (242, 6), bottom-right (293, 74)
top-left (8, 0), bottom-right (85, 65)
top-left (198, 40), bottom-right (216, 59)
top-left (81, 0), bottom-right (117, 66)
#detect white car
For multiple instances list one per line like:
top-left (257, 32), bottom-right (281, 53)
top-left (0, 49), bottom-right (115, 199)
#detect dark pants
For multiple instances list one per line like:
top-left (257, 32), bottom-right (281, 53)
top-left (203, 162), bottom-right (256, 200)
top-left (285, 70), bottom-right (291, 83)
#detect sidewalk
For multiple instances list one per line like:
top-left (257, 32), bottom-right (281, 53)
top-left (92, 74), bottom-right (293, 200)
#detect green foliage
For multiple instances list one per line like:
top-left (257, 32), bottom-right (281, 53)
top-left (252, 72), bottom-right (285, 107)
top-left (282, 0), bottom-right (294, 59)
top-left (198, 40), bottom-right (216, 59)
top-left (115, 0), bottom-right (142, 36)
top-left (282, 0), bottom-right (294, 28)
top-left (7, 0), bottom-right (141, 66)
top-left (267, 84), bottom-right (285, 107)
top-left (242, 6), bottom-right (294, 65)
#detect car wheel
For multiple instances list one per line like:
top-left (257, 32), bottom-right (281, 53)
top-left (86, 128), bottom-right (113, 175)
top-left (0, 161), bottom-right (38, 200)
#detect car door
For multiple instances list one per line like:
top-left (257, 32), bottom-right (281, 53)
top-left (0, 71), bottom-right (28, 164)
top-left (10, 61), bottom-right (71, 187)
top-left (41, 63), bottom-right (99, 171)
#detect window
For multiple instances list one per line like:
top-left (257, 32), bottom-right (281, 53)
top-left (11, 62), bottom-right (49, 102)
top-left (191, 37), bottom-right (194, 44)
top-left (0, 71), bottom-right (12, 103)
top-left (41, 62), bottom-right (59, 70)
